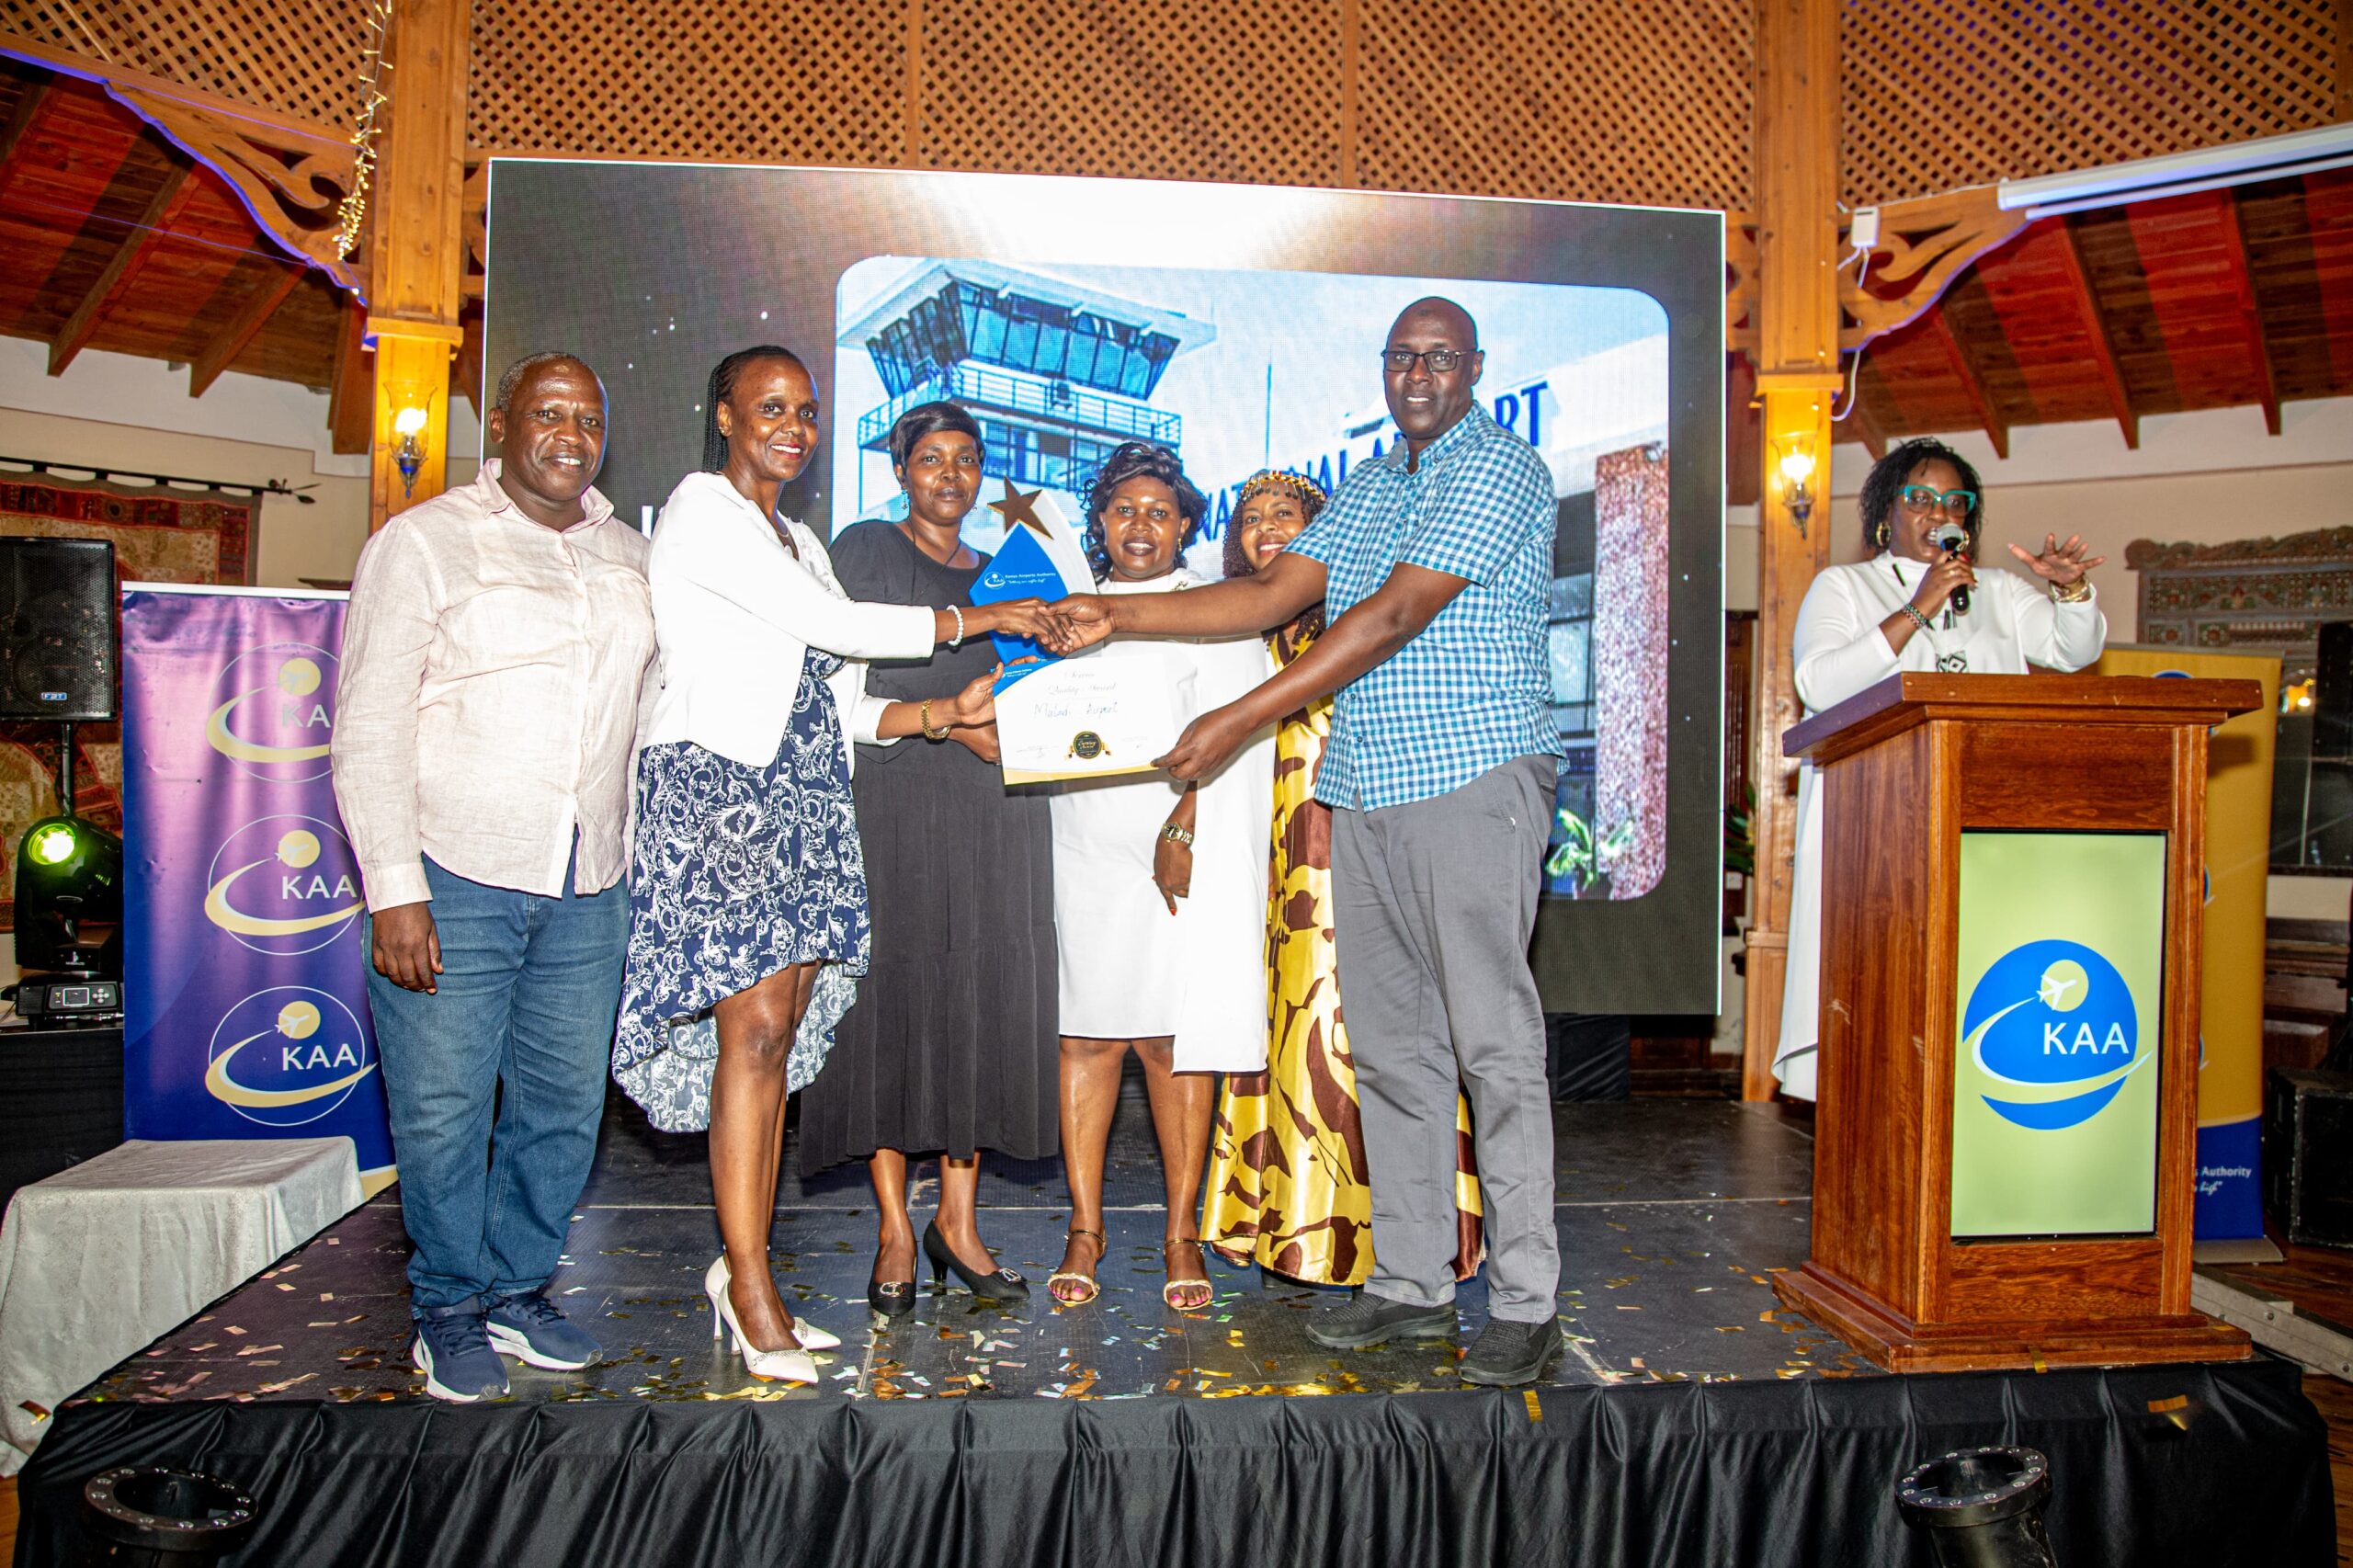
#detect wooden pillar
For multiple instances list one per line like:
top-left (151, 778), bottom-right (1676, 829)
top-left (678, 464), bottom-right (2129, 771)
top-left (1740, 0), bottom-right (1843, 1099)
top-left (366, 0), bottom-right (470, 529)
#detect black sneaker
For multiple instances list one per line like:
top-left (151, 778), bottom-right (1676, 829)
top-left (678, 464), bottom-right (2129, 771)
top-left (1460, 1318), bottom-right (1561, 1387)
top-left (1305, 1291), bottom-right (1457, 1349)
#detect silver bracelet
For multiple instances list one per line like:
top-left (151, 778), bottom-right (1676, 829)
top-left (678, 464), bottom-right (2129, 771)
top-left (947, 603), bottom-right (966, 650)
top-left (1901, 603), bottom-right (1933, 633)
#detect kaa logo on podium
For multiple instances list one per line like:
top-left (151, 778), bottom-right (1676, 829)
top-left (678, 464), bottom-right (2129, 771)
top-left (1961, 938), bottom-right (2150, 1131)
top-left (204, 986), bottom-right (378, 1128)
top-left (208, 643), bottom-right (337, 782)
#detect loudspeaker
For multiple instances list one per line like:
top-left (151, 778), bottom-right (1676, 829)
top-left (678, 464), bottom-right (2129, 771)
top-left (2316, 619), bottom-right (2353, 761)
top-left (2265, 1068), bottom-right (2353, 1248)
top-left (0, 536), bottom-right (116, 722)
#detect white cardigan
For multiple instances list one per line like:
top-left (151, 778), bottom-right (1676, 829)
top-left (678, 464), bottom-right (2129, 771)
top-left (640, 471), bottom-right (936, 769)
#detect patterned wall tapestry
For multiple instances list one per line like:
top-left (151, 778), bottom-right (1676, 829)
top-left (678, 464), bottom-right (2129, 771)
top-left (0, 474), bottom-right (254, 931)
top-left (2127, 526), bottom-right (2353, 688)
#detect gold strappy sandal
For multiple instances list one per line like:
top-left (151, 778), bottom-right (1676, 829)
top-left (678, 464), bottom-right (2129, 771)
top-left (1049, 1228), bottom-right (1105, 1306)
top-left (1162, 1238), bottom-right (1213, 1312)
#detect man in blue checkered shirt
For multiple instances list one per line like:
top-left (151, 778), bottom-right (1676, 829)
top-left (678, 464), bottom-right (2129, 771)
top-left (1054, 298), bottom-right (1564, 1387)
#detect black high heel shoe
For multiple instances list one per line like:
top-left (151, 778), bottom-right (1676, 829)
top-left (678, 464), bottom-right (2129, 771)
top-left (868, 1272), bottom-right (915, 1320)
top-left (922, 1221), bottom-right (1029, 1301)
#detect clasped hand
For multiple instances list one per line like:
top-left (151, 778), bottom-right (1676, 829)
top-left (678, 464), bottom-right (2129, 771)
top-left (987, 597), bottom-right (1110, 655)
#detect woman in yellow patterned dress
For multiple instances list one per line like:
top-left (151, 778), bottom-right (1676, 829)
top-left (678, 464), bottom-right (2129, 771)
top-left (1200, 471), bottom-right (1483, 1286)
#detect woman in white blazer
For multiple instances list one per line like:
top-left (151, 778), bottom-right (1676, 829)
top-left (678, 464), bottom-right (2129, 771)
top-left (612, 347), bottom-right (1064, 1383)
top-left (1772, 437), bottom-right (2106, 1102)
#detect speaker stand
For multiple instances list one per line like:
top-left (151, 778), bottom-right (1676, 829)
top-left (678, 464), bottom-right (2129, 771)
top-left (55, 719), bottom-right (75, 813)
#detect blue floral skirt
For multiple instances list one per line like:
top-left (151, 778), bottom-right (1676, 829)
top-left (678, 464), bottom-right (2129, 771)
top-left (612, 652), bottom-right (869, 1132)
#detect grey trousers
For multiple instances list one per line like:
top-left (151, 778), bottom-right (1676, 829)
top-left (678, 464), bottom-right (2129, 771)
top-left (1329, 754), bottom-right (1560, 1322)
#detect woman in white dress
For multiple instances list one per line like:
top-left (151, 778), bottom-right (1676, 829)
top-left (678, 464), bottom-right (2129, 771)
top-left (1047, 442), bottom-right (1276, 1310)
top-left (1773, 437), bottom-right (2108, 1099)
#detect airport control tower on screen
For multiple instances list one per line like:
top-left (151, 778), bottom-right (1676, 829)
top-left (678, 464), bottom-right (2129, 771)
top-left (835, 260), bottom-right (1215, 542)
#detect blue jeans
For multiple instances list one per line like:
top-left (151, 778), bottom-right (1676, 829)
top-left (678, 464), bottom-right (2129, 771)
top-left (367, 854), bottom-right (628, 1313)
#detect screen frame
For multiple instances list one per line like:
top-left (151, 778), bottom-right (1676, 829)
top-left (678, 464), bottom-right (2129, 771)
top-left (482, 159), bottom-right (1727, 1014)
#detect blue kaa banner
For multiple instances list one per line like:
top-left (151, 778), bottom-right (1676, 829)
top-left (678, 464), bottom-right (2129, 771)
top-left (119, 586), bottom-right (392, 1182)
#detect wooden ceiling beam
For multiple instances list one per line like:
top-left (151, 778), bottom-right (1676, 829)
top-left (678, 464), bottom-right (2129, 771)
top-left (326, 297), bottom-right (371, 456)
top-left (47, 160), bottom-right (193, 376)
top-left (2048, 217), bottom-right (2139, 450)
top-left (188, 259), bottom-right (302, 396)
top-left (1924, 309), bottom-right (2008, 460)
top-left (0, 74), bottom-right (51, 175)
top-left (2208, 190), bottom-right (2282, 436)
top-left (1840, 370), bottom-right (1889, 460)
top-left (456, 311), bottom-right (483, 415)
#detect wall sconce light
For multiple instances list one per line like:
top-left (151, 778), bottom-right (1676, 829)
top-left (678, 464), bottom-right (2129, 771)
top-left (1777, 442), bottom-right (1816, 538)
top-left (392, 404), bottom-right (429, 496)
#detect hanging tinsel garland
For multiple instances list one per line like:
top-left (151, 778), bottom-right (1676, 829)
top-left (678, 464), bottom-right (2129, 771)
top-left (335, 0), bottom-right (393, 261)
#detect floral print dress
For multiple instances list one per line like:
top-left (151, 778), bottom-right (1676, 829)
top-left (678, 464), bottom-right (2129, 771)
top-left (611, 647), bottom-right (868, 1132)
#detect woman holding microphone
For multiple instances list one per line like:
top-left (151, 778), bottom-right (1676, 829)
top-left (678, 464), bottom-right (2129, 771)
top-left (1771, 437), bottom-right (2108, 1100)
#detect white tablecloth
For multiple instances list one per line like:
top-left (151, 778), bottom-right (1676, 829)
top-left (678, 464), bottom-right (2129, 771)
top-left (0, 1138), bottom-right (364, 1473)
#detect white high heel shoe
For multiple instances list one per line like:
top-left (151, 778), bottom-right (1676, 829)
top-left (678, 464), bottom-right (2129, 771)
top-left (703, 1256), bottom-right (841, 1354)
top-left (704, 1257), bottom-right (819, 1384)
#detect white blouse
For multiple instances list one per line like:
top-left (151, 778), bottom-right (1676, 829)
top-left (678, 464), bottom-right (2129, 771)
top-left (1793, 552), bottom-right (2108, 710)
top-left (639, 471), bottom-right (936, 770)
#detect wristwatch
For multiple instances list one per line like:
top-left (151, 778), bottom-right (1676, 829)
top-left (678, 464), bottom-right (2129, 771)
top-left (1159, 823), bottom-right (1196, 846)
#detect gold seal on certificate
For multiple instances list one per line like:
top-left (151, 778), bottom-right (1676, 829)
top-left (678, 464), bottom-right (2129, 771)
top-left (998, 643), bottom-right (1194, 786)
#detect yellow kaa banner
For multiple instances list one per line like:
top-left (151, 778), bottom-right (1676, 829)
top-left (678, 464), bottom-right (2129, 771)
top-left (2090, 645), bottom-right (2280, 1241)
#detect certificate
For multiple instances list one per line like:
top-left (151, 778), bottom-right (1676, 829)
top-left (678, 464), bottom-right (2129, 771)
top-left (996, 642), bottom-right (1194, 786)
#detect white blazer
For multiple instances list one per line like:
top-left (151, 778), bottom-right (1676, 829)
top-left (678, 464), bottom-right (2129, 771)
top-left (639, 471), bottom-right (936, 769)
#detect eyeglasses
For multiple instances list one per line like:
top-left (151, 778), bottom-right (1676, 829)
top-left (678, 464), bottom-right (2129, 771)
top-left (1381, 347), bottom-right (1472, 374)
top-left (1897, 483), bottom-right (1977, 519)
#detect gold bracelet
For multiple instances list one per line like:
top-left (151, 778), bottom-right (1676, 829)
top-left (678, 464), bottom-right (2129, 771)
top-left (919, 699), bottom-right (951, 742)
top-left (2050, 577), bottom-right (2093, 603)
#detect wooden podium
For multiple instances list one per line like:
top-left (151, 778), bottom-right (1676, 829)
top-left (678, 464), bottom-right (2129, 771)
top-left (1771, 673), bottom-right (2261, 1373)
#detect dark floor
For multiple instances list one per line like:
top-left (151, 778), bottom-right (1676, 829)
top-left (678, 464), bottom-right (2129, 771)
top-left (76, 1075), bottom-right (1867, 1410)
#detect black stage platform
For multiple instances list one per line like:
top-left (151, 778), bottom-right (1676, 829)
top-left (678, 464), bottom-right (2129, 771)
top-left (13, 1085), bottom-right (2336, 1567)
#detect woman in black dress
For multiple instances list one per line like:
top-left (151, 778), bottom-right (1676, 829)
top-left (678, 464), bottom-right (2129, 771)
top-left (797, 402), bottom-right (1059, 1317)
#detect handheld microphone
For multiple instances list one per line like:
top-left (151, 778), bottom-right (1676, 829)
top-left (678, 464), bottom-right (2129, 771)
top-left (1932, 521), bottom-right (1972, 616)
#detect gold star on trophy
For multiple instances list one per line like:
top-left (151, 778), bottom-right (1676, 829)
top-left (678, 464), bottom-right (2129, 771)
top-left (987, 478), bottom-right (1051, 538)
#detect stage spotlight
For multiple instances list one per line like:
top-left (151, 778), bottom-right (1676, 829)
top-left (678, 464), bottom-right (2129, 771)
top-left (14, 811), bottom-right (122, 976)
top-left (83, 1465), bottom-right (259, 1565)
top-left (1895, 1446), bottom-right (2058, 1568)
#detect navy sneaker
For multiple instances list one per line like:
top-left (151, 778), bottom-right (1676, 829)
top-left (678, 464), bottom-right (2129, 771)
top-left (484, 1290), bottom-right (600, 1370)
top-left (412, 1301), bottom-right (508, 1403)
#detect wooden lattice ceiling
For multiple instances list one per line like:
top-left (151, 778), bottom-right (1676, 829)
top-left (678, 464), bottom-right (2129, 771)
top-left (7, 0), bottom-right (2339, 214)
top-left (0, 2), bottom-right (2346, 474)
top-left (1841, 0), bottom-right (2344, 208)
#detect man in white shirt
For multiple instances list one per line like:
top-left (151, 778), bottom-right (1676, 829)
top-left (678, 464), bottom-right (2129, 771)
top-left (331, 352), bottom-right (655, 1402)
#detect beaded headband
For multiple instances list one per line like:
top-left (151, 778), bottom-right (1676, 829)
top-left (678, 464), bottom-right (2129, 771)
top-left (1236, 469), bottom-right (1328, 516)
